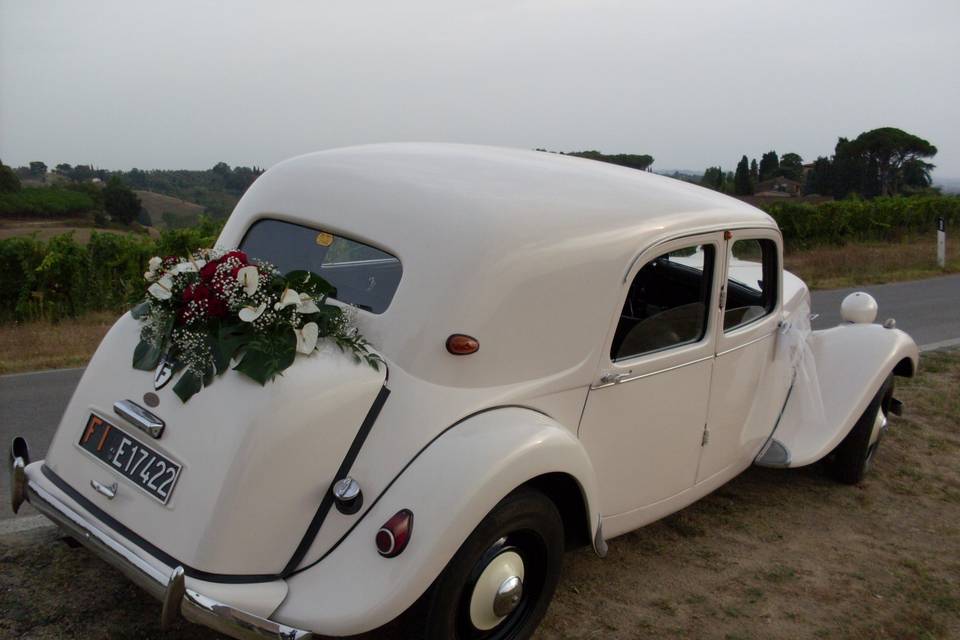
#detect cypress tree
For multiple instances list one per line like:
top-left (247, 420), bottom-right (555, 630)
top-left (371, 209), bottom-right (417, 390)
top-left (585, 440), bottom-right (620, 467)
top-left (734, 156), bottom-right (753, 195)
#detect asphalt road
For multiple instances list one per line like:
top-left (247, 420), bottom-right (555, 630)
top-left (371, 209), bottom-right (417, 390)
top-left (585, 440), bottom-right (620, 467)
top-left (1, 274), bottom-right (959, 521)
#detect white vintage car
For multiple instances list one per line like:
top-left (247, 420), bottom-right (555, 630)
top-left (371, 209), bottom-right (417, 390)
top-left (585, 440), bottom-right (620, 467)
top-left (9, 144), bottom-right (919, 640)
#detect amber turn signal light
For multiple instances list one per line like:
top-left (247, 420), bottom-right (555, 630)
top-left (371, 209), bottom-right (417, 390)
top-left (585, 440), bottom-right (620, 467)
top-left (446, 334), bottom-right (479, 355)
top-left (376, 509), bottom-right (414, 558)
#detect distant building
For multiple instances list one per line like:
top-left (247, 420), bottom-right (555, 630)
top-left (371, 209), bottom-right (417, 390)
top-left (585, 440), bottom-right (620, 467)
top-left (755, 176), bottom-right (801, 197)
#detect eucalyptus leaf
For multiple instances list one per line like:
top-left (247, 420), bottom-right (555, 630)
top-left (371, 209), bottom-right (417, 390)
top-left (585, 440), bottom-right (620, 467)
top-left (130, 301), bottom-right (151, 320)
top-left (132, 340), bottom-right (162, 370)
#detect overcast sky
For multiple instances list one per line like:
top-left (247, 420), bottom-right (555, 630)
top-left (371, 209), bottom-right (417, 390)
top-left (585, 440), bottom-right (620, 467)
top-left (2, 0), bottom-right (958, 178)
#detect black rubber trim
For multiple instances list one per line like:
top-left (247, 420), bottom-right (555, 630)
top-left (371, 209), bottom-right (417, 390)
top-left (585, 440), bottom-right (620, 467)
top-left (40, 464), bottom-right (280, 583)
top-left (281, 385), bottom-right (391, 575)
top-left (288, 404), bottom-right (546, 577)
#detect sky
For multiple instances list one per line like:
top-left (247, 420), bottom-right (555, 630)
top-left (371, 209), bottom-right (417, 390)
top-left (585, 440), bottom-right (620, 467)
top-left (2, 0), bottom-right (959, 178)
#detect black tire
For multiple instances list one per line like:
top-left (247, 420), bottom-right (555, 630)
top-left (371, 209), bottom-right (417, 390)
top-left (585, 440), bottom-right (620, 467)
top-left (829, 373), bottom-right (895, 484)
top-left (410, 488), bottom-right (564, 640)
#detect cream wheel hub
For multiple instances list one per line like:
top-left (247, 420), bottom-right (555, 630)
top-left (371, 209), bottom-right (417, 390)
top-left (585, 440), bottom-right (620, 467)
top-left (468, 550), bottom-right (525, 631)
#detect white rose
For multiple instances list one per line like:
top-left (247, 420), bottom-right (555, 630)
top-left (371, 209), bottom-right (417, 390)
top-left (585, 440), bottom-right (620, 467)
top-left (148, 256), bottom-right (162, 271)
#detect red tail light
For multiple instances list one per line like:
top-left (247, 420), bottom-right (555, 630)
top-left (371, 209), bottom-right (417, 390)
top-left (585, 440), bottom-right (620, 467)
top-left (376, 509), bottom-right (413, 558)
top-left (446, 334), bottom-right (479, 355)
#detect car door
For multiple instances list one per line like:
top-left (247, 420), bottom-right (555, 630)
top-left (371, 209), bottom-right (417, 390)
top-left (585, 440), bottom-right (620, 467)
top-left (579, 232), bottom-right (723, 518)
top-left (695, 229), bottom-right (793, 484)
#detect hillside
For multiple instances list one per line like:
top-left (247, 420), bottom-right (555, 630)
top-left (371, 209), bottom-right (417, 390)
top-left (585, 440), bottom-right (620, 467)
top-left (134, 190), bottom-right (205, 228)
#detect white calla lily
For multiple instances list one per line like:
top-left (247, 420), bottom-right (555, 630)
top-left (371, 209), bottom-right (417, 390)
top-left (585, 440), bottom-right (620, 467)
top-left (148, 256), bottom-right (162, 270)
top-left (274, 288), bottom-right (301, 311)
top-left (296, 292), bottom-right (319, 314)
top-left (236, 265), bottom-right (260, 296)
top-left (172, 259), bottom-right (206, 274)
top-left (295, 322), bottom-right (319, 354)
top-left (238, 302), bottom-right (267, 322)
top-left (147, 276), bottom-right (174, 300)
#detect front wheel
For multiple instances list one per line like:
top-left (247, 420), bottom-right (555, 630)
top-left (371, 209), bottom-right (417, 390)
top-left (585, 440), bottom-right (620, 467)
top-left (829, 373), bottom-right (895, 484)
top-left (412, 488), bottom-right (564, 640)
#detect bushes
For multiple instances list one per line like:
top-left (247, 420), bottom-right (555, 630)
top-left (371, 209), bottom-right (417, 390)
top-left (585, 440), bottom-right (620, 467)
top-left (765, 195), bottom-right (960, 248)
top-left (0, 219), bottom-right (221, 322)
top-left (0, 187), bottom-right (96, 218)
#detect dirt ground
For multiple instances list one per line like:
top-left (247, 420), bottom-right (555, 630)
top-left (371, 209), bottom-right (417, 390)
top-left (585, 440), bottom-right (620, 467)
top-left (1, 351), bottom-right (958, 640)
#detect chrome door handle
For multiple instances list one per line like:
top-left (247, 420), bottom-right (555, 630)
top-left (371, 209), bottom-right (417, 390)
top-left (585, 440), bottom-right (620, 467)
top-left (600, 372), bottom-right (630, 385)
top-left (91, 479), bottom-right (118, 499)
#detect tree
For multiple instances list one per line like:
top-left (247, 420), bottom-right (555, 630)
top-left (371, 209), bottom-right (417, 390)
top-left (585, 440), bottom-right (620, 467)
top-left (127, 168), bottom-right (148, 188)
top-left (212, 162), bottom-right (231, 177)
top-left (803, 156), bottom-right (833, 195)
top-left (69, 164), bottom-right (95, 183)
top-left (103, 176), bottom-right (142, 225)
top-left (758, 151), bottom-right (779, 181)
top-left (564, 151), bottom-right (655, 172)
top-left (777, 152), bottom-right (803, 181)
top-left (849, 127), bottom-right (937, 196)
top-left (901, 158), bottom-right (934, 190)
top-left (734, 155), bottom-right (753, 195)
top-left (0, 160), bottom-right (22, 193)
top-left (701, 166), bottom-right (725, 191)
top-left (29, 161), bottom-right (48, 180)
top-left (55, 163), bottom-right (73, 176)
top-left (750, 158), bottom-right (759, 184)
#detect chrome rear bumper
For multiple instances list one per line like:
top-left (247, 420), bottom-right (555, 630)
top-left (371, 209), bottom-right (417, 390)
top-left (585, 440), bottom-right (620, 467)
top-left (8, 438), bottom-right (312, 640)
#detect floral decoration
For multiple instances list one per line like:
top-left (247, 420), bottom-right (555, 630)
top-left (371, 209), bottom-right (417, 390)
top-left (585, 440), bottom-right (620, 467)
top-left (131, 248), bottom-right (381, 402)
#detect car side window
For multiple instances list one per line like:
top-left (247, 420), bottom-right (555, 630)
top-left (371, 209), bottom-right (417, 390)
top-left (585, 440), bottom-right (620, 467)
top-left (610, 244), bottom-right (716, 361)
top-left (723, 238), bottom-right (778, 332)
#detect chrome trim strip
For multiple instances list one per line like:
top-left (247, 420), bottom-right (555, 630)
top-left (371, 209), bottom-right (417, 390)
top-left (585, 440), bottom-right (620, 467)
top-left (17, 464), bottom-right (313, 640)
top-left (592, 354), bottom-right (715, 389)
top-left (182, 589), bottom-right (313, 640)
top-left (716, 331), bottom-right (774, 357)
top-left (114, 399), bottom-right (165, 439)
top-left (162, 566), bottom-right (186, 629)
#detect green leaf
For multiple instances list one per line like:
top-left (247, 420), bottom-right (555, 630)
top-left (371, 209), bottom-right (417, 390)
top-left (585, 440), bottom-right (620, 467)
top-left (213, 322), bottom-right (251, 374)
top-left (173, 371), bottom-right (202, 402)
top-left (233, 330), bottom-right (296, 385)
top-left (132, 340), bottom-right (162, 370)
top-left (130, 301), bottom-right (151, 320)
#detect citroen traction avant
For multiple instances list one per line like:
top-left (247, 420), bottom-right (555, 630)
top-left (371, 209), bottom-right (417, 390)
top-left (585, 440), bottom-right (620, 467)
top-left (9, 144), bottom-right (918, 640)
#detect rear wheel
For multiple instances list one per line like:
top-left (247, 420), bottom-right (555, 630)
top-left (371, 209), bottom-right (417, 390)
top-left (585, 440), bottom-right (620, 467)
top-left (412, 488), bottom-right (564, 640)
top-left (829, 373), bottom-right (895, 484)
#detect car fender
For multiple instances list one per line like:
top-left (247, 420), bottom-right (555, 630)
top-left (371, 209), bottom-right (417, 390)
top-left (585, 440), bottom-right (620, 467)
top-left (757, 323), bottom-right (918, 468)
top-left (271, 406), bottom-right (601, 636)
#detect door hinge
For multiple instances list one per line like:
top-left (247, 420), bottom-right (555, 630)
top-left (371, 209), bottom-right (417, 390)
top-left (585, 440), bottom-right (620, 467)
top-left (718, 286), bottom-right (726, 310)
top-left (701, 427), bottom-right (710, 446)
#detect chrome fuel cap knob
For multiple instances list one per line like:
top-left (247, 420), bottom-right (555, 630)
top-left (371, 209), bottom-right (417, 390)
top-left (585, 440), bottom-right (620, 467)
top-left (332, 476), bottom-right (363, 515)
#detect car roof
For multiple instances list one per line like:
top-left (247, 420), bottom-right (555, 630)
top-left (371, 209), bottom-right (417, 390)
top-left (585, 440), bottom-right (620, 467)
top-left (219, 143), bottom-right (778, 387)
top-left (225, 143), bottom-right (773, 252)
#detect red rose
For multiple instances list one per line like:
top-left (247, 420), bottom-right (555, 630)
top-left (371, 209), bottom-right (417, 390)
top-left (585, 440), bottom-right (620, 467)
top-left (200, 259), bottom-right (220, 281)
top-left (223, 251), bottom-right (248, 266)
top-left (182, 283), bottom-right (211, 303)
top-left (207, 297), bottom-right (228, 318)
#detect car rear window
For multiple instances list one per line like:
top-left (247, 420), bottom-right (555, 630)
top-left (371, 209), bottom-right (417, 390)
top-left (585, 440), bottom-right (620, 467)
top-left (239, 219), bottom-right (402, 314)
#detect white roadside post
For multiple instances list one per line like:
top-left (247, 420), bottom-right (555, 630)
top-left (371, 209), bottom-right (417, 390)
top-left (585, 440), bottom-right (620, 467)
top-left (937, 216), bottom-right (946, 268)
